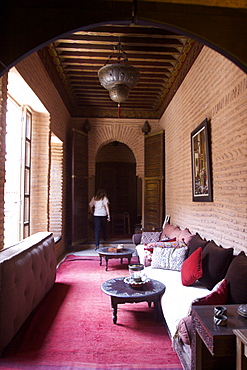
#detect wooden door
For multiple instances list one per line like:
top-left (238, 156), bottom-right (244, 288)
top-left (144, 131), bottom-right (164, 229)
top-left (71, 128), bottom-right (88, 246)
top-left (96, 162), bottom-right (136, 232)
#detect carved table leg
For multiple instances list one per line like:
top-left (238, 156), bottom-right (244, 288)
top-left (153, 297), bottom-right (163, 322)
top-left (105, 257), bottom-right (108, 271)
top-left (100, 255), bottom-right (102, 266)
top-left (111, 297), bottom-right (117, 324)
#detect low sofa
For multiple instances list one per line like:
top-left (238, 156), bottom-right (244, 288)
top-left (0, 232), bottom-right (56, 355)
top-left (133, 223), bottom-right (247, 369)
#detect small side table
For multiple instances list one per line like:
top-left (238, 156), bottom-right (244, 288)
top-left (101, 277), bottom-right (165, 324)
top-left (97, 247), bottom-right (134, 271)
top-left (191, 305), bottom-right (247, 370)
top-left (233, 329), bottom-right (247, 370)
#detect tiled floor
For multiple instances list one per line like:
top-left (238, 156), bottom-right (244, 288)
top-left (66, 237), bottom-right (136, 257)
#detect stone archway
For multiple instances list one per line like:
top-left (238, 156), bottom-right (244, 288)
top-left (88, 118), bottom-right (159, 179)
top-left (87, 119), bottom-right (162, 230)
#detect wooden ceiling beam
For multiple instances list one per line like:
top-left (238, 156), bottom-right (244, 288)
top-left (67, 72), bottom-right (169, 79)
top-left (58, 51), bottom-right (178, 61)
top-left (62, 26), bottom-right (187, 38)
top-left (55, 43), bottom-right (183, 54)
top-left (64, 65), bottom-right (172, 73)
top-left (56, 34), bottom-right (184, 46)
top-left (62, 60), bottom-right (176, 68)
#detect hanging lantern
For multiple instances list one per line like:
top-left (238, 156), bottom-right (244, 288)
top-left (98, 41), bottom-right (140, 117)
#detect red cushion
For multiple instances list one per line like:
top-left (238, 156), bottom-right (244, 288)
top-left (177, 279), bottom-right (228, 346)
top-left (192, 279), bottom-right (228, 306)
top-left (181, 247), bottom-right (203, 286)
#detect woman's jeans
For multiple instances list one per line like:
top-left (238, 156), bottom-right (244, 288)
top-left (94, 215), bottom-right (107, 247)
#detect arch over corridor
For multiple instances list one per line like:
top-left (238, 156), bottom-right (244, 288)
top-left (1, 1), bottom-right (247, 78)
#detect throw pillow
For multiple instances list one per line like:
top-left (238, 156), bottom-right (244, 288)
top-left (192, 279), bottom-right (228, 306)
top-left (187, 233), bottom-right (208, 257)
top-left (168, 226), bottom-right (182, 240)
top-left (176, 279), bottom-right (228, 346)
top-left (147, 240), bottom-right (186, 249)
top-left (198, 241), bottom-right (233, 290)
top-left (160, 224), bottom-right (178, 240)
top-left (143, 240), bottom-right (184, 266)
top-left (178, 228), bottom-right (194, 245)
top-left (143, 249), bottom-right (153, 267)
top-left (159, 237), bottom-right (176, 242)
top-left (141, 231), bottom-right (161, 245)
top-left (225, 252), bottom-right (247, 303)
top-left (177, 316), bottom-right (192, 346)
top-left (181, 247), bottom-right (203, 286)
top-left (151, 245), bottom-right (187, 271)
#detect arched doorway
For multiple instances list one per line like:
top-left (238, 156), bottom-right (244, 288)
top-left (95, 142), bottom-right (139, 236)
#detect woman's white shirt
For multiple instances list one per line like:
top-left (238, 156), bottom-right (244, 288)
top-left (89, 196), bottom-right (109, 216)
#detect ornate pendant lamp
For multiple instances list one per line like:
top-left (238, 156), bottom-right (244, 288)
top-left (98, 41), bottom-right (140, 118)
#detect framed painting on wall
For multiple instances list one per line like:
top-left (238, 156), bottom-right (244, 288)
top-left (191, 119), bottom-right (213, 202)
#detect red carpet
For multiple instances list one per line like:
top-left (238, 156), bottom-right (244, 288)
top-left (0, 255), bottom-right (182, 369)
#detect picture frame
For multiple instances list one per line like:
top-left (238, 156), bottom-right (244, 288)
top-left (191, 119), bottom-right (213, 202)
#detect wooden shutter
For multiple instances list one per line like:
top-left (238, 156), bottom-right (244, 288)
top-left (144, 131), bottom-right (164, 229)
top-left (71, 129), bottom-right (88, 246)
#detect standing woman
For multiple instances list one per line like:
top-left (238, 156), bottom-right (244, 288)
top-left (89, 188), bottom-right (110, 249)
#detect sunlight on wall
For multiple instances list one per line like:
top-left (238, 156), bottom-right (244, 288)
top-left (4, 68), bottom-right (49, 247)
top-left (7, 68), bottom-right (48, 113)
top-left (49, 133), bottom-right (63, 237)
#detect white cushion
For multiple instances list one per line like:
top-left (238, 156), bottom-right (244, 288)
top-left (144, 266), bottom-right (210, 338)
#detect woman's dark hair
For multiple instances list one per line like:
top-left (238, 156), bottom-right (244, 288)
top-left (95, 188), bottom-right (107, 201)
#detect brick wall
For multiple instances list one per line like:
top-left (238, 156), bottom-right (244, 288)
top-left (30, 111), bottom-right (50, 234)
top-left (49, 137), bottom-right (63, 238)
top-left (72, 117), bottom-right (160, 180)
top-left (1, 47), bottom-right (246, 257)
top-left (16, 53), bottom-right (71, 258)
top-left (72, 117), bottom-right (160, 208)
top-left (159, 46), bottom-right (247, 254)
top-left (0, 75), bottom-right (7, 250)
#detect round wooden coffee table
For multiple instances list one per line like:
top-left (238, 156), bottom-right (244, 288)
top-left (101, 277), bottom-right (166, 324)
top-left (97, 247), bottom-right (134, 271)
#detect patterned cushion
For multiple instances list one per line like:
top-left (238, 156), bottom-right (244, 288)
top-left (140, 231), bottom-right (161, 245)
top-left (143, 249), bottom-right (153, 267)
top-left (147, 240), bottom-right (186, 249)
top-left (151, 245), bottom-right (188, 271)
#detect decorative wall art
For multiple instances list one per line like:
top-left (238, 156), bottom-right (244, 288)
top-left (191, 119), bottom-right (213, 202)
